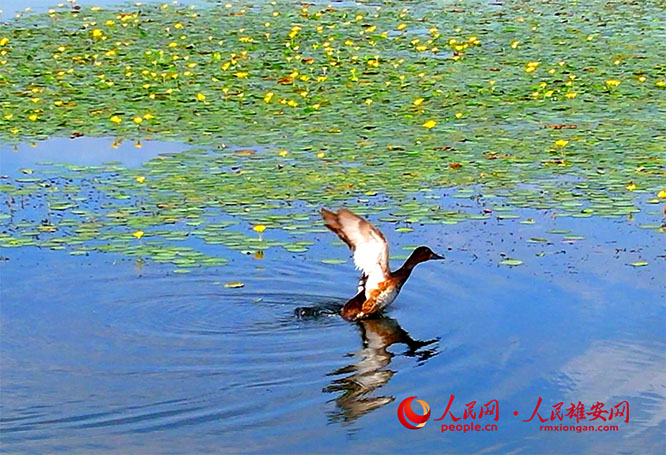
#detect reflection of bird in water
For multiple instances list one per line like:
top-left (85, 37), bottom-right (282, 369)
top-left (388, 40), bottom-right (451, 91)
top-left (324, 315), bottom-right (439, 423)
top-left (321, 208), bottom-right (444, 321)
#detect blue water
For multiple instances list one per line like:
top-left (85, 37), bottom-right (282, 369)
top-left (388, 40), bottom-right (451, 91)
top-left (1, 137), bottom-right (665, 454)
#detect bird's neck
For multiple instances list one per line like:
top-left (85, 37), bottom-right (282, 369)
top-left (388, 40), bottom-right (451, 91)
top-left (393, 251), bottom-right (423, 280)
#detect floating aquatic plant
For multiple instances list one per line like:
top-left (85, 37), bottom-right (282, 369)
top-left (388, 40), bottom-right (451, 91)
top-left (0, 1), bottom-right (664, 268)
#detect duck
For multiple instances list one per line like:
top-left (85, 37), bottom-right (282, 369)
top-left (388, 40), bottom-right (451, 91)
top-left (321, 208), bottom-right (443, 321)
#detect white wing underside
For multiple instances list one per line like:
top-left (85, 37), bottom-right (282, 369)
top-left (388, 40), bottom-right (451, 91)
top-left (321, 208), bottom-right (390, 299)
top-left (353, 237), bottom-right (388, 297)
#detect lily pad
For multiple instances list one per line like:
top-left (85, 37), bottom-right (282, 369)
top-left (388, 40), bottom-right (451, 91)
top-left (500, 259), bottom-right (524, 266)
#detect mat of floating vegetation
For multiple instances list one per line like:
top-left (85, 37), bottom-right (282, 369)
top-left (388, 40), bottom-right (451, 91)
top-left (0, 0), bottom-right (664, 268)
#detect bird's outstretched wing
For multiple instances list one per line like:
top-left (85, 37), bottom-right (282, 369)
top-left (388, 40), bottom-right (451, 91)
top-left (321, 208), bottom-right (390, 286)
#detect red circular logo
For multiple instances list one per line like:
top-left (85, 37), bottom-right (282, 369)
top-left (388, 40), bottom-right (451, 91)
top-left (397, 396), bottom-right (431, 429)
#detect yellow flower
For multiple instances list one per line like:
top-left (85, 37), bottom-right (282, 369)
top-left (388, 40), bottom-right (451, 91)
top-left (455, 112), bottom-right (463, 119)
top-left (316, 151), bottom-right (326, 158)
top-left (133, 230), bottom-right (144, 239)
top-left (133, 116), bottom-right (143, 124)
top-left (365, 25), bottom-right (376, 33)
top-left (657, 190), bottom-right (666, 198)
top-left (626, 182), bottom-right (636, 191)
top-left (3, 113), bottom-right (13, 120)
top-left (91, 29), bottom-right (103, 38)
top-left (510, 40), bottom-right (519, 49)
top-left (252, 224), bottom-right (266, 233)
top-left (656, 80), bottom-right (665, 87)
top-left (110, 115), bottom-right (122, 123)
top-left (605, 79), bottom-right (621, 87)
top-left (0, 38), bottom-right (9, 46)
top-left (263, 92), bottom-right (274, 103)
top-left (413, 97), bottom-right (424, 106)
top-left (525, 61), bottom-right (540, 73)
top-left (423, 120), bottom-right (437, 129)
top-left (278, 150), bottom-right (288, 157)
top-left (143, 113), bottom-right (154, 120)
top-left (28, 113), bottom-right (38, 121)
top-left (554, 139), bottom-right (569, 147)
top-left (397, 23), bottom-right (407, 31)
top-left (174, 22), bottom-right (183, 29)
top-left (196, 93), bottom-right (206, 101)
top-left (235, 71), bottom-right (248, 78)
top-left (365, 98), bottom-right (373, 105)
top-left (288, 25), bottom-right (301, 39)
top-left (638, 75), bottom-right (646, 82)
top-left (136, 176), bottom-right (146, 183)
top-left (565, 91), bottom-right (577, 98)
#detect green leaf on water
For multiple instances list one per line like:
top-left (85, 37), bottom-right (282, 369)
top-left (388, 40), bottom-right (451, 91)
top-left (321, 258), bottom-right (347, 265)
top-left (500, 259), bottom-right (524, 266)
top-left (546, 229), bottom-right (572, 235)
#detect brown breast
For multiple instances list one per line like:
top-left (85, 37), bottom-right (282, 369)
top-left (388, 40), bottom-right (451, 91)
top-left (341, 278), bottom-right (400, 321)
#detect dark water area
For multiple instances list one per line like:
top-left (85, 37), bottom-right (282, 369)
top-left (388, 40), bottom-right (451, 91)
top-left (1, 138), bottom-right (665, 454)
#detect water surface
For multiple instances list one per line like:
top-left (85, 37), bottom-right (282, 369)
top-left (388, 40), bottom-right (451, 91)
top-left (1, 138), bottom-right (664, 454)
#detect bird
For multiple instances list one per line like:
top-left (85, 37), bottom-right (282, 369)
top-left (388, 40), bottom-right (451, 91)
top-left (321, 208), bottom-right (443, 321)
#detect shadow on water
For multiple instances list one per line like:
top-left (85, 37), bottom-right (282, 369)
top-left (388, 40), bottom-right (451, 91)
top-left (324, 315), bottom-right (439, 424)
top-left (294, 301), bottom-right (440, 422)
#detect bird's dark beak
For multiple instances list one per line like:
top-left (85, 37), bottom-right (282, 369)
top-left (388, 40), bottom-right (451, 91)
top-left (431, 252), bottom-right (445, 260)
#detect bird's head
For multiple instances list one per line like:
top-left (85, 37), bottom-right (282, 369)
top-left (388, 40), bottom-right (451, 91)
top-left (410, 246), bottom-right (445, 264)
